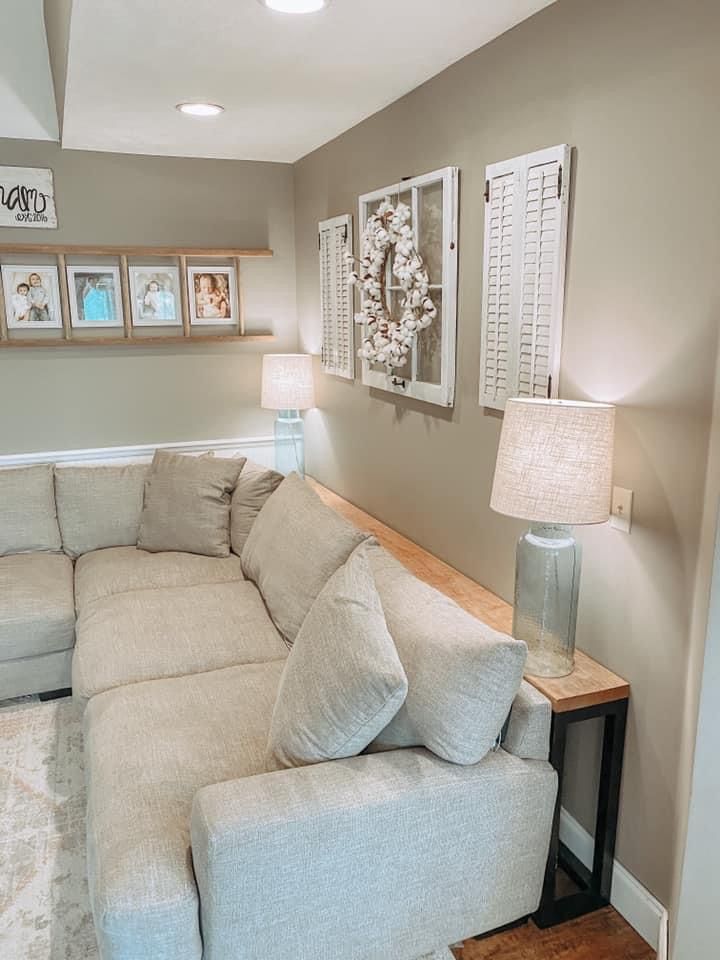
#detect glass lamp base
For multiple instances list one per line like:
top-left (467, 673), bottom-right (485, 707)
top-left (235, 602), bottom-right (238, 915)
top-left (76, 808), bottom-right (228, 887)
top-left (512, 523), bottom-right (581, 678)
top-left (274, 409), bottom-right (305, 478)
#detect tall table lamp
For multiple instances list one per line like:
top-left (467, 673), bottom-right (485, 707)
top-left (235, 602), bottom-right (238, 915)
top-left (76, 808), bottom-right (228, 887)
top-left (261, 354), bottom-right (315, 478)
top-left (490, 399), bottom-right (615, 678)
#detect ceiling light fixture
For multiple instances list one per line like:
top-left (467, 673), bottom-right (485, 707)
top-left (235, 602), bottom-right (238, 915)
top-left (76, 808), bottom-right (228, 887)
top-left (261, 0), bottom-right (328, 13)
top-left (176, 102), bottom-right (224, 117)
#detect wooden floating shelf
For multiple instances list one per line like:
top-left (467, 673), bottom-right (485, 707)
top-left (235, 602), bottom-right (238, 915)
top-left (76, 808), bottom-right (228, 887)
top-left (0, 244), bottom-right (273, 257)
top-left (0, 335), bottom-right (275, 348)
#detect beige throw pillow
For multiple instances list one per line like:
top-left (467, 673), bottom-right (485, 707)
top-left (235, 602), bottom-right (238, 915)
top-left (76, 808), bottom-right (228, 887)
top-left (267, 545), bottom-right (408, 768)
top-left (0, 464), bottom-right (62, 557)
top-left (241, 473), bottom-right (370, 643)
top-left (230, 460), bottom-right (284, 556)
top-left (137, 451), bottom-right (245, 557)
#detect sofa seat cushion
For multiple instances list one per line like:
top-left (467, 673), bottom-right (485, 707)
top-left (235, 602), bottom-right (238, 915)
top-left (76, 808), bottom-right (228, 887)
top-left (73, 581), bottom-right (289, 701)
top-left (0, 553), bottom-right (75, 660)
top-left (84, 662), bottom-right (284, 960)
top-left (74, 546), bottom-right (244, 610)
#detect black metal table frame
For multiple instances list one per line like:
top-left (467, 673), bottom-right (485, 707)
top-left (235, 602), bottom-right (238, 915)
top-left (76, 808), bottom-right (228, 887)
top-left (533, 696), bottom-right (629, 928)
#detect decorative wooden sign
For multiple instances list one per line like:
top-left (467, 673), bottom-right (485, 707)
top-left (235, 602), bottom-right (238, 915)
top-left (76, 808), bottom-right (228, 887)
top-left (0, 166), bottom-right (57, 229)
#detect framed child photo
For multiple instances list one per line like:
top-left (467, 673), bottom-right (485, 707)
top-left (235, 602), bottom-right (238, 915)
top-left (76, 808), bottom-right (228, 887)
top-left (67, 265), bottom-right (124, 328)
top-left (129, 266), bottom-right (181, 327)
top-left (187, 265), bottom-right (238, 326)
top-left (1, 264), bottom-right (62, 329)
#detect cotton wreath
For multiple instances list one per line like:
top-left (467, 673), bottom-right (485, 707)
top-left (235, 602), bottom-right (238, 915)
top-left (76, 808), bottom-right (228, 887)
top-left (347, 199), bottom-right (437, 370)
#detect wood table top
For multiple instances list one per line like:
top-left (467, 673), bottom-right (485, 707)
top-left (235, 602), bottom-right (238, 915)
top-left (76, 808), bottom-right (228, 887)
top-left (309, 478), bottom-right (630, 714)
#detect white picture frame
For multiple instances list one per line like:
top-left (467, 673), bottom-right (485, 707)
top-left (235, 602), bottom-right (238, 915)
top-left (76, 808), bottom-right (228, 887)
top-left (187, 265), bottom-right (238, 326)
top-left (128, 265), bottom-right (182, 327)
top-left (66, 265), bottom-right (124, 328)
top-left (1, 264), bottom-right (62, 329)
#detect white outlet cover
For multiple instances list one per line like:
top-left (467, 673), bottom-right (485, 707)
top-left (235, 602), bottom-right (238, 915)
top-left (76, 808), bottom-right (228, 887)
top-left (610, 486), bottom-right (633, 533)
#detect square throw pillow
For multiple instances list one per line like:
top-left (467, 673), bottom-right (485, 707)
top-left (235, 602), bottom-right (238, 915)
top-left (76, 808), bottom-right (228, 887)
top-left (367, 543), bottom-right (527, 765)
top-left (230, 460), bottom-right (284, 556)
top-left (137, 451), bottom-right (246, 557)
top-left (55, 463), bottom-right (150, 558)
top-left (267, 545), bottom-right (408, 769)
top-left (241, 473), bottom-right (370, 643)
top-left (0, 463), bottom-right (62, 557)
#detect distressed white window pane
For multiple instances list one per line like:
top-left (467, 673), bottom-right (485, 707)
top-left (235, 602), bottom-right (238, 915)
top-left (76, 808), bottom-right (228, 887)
top-left (417, 290), bottom-right (443, 385)
top-left (419, 180), bottom-right (444, 284)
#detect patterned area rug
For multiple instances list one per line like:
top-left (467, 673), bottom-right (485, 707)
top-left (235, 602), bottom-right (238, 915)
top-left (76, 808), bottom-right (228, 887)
top-left (0, 696), bottom-right (98, 959)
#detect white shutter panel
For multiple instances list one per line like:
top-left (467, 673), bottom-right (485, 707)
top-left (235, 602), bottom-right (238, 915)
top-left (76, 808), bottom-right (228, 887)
top-left (480, 144), bottom-right (570, 410)
top-left (319, 214), bottom-right (354, 380)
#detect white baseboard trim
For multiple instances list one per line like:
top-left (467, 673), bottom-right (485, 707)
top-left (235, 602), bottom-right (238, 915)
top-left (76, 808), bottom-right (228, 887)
top-left (560, 807), bottom-right (668, 957)
top-left (0, 436), bottom-right (276, 470)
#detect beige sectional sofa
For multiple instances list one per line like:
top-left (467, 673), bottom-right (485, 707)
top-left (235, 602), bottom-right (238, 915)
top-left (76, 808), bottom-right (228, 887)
top-left (0, 456), bottom-right (557, 960)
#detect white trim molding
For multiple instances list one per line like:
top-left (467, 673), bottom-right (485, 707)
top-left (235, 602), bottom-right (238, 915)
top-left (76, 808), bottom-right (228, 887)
top-left (560, 807), bottom-right (669, 958)
top-left (0, 435), bottom-right (276, 470)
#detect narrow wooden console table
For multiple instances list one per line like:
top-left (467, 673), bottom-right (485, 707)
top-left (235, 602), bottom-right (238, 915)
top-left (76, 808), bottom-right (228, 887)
top-left (309, 479), bottom-right (630, 929)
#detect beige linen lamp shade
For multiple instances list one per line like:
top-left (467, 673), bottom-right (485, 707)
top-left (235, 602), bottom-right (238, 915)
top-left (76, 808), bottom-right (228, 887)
top-left (490, 399), bottom-right (615, 525)
top-left (261, 354), bottom-right (315, 411)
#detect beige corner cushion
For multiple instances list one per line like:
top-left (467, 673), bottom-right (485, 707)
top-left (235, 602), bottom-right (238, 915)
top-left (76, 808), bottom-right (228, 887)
top-left (268, 546), bottom-right (407, 768)
top-left (0, 463), bottom-right (61, 557)
top-left (230, 460), bottom-right (284, 556)
top-left (241, 473), bottom-right (369, 642)
top-left (137, 451), bottom-right (245, 557)
top-left (0, 553), bottom-right (75, 658)
top-left (367, 543), bottom-right (527, 765)
top-left (55, 463), bottom-right (150, 558)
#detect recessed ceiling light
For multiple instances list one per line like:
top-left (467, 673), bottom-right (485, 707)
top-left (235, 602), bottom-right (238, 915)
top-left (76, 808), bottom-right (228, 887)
top-left (176, 102), bottom-right (224, 117)
top-left (260, 0), bottom-right (328, 13)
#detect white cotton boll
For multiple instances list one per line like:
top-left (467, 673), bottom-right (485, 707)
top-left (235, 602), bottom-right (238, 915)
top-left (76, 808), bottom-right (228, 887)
top-left (377, 352), bottom-right (387, 363)
top-left (406, 319), bottom-right (417, 332)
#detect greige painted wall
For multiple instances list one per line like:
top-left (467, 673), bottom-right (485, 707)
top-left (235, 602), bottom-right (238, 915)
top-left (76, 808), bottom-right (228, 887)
top-left (0, 139), bottom-right (296, 454)
top-left (294, 0), bottom-right (720, 917)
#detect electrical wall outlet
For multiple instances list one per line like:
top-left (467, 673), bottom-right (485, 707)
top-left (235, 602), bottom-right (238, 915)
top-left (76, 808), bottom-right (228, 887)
top-left (610, 486), bottom-right (633, 533)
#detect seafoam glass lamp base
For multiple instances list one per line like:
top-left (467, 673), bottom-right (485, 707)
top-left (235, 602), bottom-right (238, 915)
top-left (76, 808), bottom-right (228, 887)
top-left (512, 523), bottom-right (581, 678)
top-left (274, 409), bottom-right (305, 477)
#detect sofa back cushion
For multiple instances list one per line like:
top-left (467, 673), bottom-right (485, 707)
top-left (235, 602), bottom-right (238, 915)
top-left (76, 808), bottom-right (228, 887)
top-left (55, 464), bottom-right (150, 558)
top-left (267, 545), bottom-right (407, 768)
top-left (0, 464), bottom-right (62, 557)
top-left (367, 543), bottom-right (527, 765)
top-left (241, 473), bottom-right (369, 643)
top-left (230, 460), bottom-right (284, 556)
top-left (138, 451), bottom-right (246, 558)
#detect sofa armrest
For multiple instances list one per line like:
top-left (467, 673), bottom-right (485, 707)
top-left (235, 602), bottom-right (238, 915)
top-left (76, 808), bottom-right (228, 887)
top-left (502, 680), bottom-right (552, 761)
top-left (191, 747), bottom-right (556, 960)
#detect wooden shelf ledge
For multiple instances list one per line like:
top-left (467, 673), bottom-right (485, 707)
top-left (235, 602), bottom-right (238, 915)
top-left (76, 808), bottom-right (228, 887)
top-left (0, 334), bottom-right (275, 348)
top-left (0, 244), bottom-right (273, 257)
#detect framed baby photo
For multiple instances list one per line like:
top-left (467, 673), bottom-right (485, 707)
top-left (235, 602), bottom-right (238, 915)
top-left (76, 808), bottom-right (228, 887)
top-left (129, 266), bottom-right (182, 327)
top-left (67, 265), bottom-right (124, 328)
top-left (187, 265), bottom-right (238, 326)
top-left (1, 264), bottom-right (62, 329)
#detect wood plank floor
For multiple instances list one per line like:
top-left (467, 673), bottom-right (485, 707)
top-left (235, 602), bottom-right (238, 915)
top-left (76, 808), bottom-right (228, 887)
top-left (452, 908), bottom-right (655, 959)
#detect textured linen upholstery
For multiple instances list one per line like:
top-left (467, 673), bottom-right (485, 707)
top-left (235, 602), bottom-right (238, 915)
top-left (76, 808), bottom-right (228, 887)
top-left (192, 747), bottom-right (557, 960)
top-left (74, 546), bottom-right (243, 610)
top-left (242, 473), bottom-right (369, 642)
top-left (230, 459), bottom-right (284, 556)
top-left (55, 464), bottom-right (149, 558)
top-left (0, 463), bottom-right (61, 556)
top-left (0, 648), bottom-right (72, 701)
top-left (84, 661), bottom-right (285, 960)
top-left (73, 580), bottom-right (288, 701)
top-left (502, 680), bottom-right (552, 761)
top-left (138, 451), bottom-right (245, 557)
top-left (268, 546), bottom-right (407, 768)
top-left (0, 553), bottom-right (75, 659)
top-left (368, 544), bottom-right (527, 765)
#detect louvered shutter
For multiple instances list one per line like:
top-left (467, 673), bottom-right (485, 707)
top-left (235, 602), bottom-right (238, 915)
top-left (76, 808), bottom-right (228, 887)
top-left (480, 144), bottom-right (570, 410)
top-left (319, 214), bottom-right (354, 380)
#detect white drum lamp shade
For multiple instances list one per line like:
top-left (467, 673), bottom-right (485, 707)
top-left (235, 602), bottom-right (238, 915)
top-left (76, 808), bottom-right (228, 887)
top-left (261, 354), bottom-right (315, 411)
top-left (491, 399), bottom-right (615, 525)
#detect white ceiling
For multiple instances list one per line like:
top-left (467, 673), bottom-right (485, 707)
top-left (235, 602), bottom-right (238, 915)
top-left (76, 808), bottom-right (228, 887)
top-left (0, 0), bottom-right (58, 142)
top-left (56, 0), bottom-right (557, 163)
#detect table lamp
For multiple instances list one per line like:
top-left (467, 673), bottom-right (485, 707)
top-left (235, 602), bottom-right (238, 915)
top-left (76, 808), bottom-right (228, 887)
top-left (261, 354), bottom-right (315, 478)
top-left (490, 399), bottom-right (615, 678)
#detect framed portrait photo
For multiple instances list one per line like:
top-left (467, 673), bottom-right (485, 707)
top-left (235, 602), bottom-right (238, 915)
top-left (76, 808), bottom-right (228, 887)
top-left (1, 264), bottom-right (62, 329)
top-left (129, 266), bottom-right (181, 327)
top-left (67, 265), bottom-right (124, 328)
top-left (187, 265), bottom-right (238, 326)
